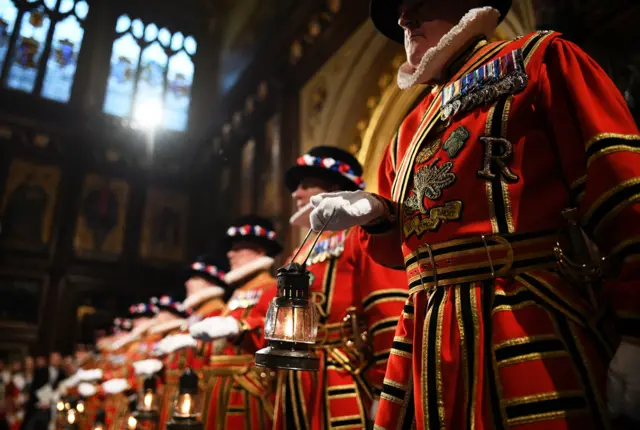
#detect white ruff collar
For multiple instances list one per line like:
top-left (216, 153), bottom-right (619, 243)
top-left (397, 7), bottom-right (500, 89)
top-left (109, 317), bottom-right (154, 350)
top-left (182, 286), bottom-right (225, 310)
top-left (225, 256), bottom-right (274, 285)
top-left (289, 203), bottom-right (313, 228)
top-left (148, 319), bottom-right (186, 334)
top-left (110, 332), bottom-right (139, 351)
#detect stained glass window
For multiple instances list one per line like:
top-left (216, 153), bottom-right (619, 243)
top-left (6, 6), bottom-right (51, 92)
top-left (0, 0), bottom-right (19, 73)
top-left (0, 0), bottom-right (88, 101)
top-left (41, 0), bottom-right (88, 101)
top-left (103, 16), bottom-right (197, 132)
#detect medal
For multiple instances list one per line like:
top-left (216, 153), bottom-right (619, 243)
top-left (441, 48), bottom-right (527, 121)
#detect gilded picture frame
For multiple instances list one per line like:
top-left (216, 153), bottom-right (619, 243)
top-left (139, 188), bottom-right (189, 262)
top-left (0, 159), bottom-right (60, 251)
top-left (73, 174), bottom-right (130, 260)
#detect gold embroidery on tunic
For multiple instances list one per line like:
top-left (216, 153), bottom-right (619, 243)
top-left (507, 410), bottom-right (585, 426)
top-left (494, 334), bottom-right (558, 349)
top-left (492, 300), bottom-right (539, 313)
top-left (497, 351), bottom-right (568, 368)
top-left (470, 288), bottom-right (483, 429)
top-left (587, 145), bottom-right (640, 167)
top-left (403, 201), bottom-right (463, 238)
top-left (585, 132), bottom-right (640, 151)
top-left (583, 177), bottom-right (640, 226)
top-left (454, 286), bottom-right (470, 423)
top-left (501, 390), bottom-right (583, 407)
top-left (405, 159), bottom-right (456, 216)
top-left (436, 288), bottom-right (448, 426)
top-left (416, 139), bottom-right (442, 164)
top-left (443, 126), bottom-right (470, 158)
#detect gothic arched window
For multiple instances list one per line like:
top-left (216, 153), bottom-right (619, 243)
top-left (0, 0), bottom-right (89, 102)
top-left (103, 15), bottom-right (197, 132)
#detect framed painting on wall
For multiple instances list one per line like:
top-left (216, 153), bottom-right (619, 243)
top-left (73, 174), bottom-right (130, 260)
top-left (0, 159), bottom-right (60, 251)
top-left (139, 188), bottom-right (189, 262)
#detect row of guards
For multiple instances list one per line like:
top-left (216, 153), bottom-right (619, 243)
top-left (32, 0), bottom-right (640, 427)
top-left (50, 144), bottom-right (409, 430)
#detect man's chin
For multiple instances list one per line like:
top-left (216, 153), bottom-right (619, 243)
top-left (406, 49), bottom-right (427, 69)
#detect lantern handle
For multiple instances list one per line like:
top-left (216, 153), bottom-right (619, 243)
top-left (290, 210), bottom-right (336, 266)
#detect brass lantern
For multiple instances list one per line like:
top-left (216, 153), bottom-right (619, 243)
top-left (166, 369), bottom-right (204, 430)
top-left (63, 406), bottom-right (79, 430)
top-left (133, 375), bottom-right (160, 427)
top-left (255, 262), bottom-right (320, 371)
top-left (92, 410), bottom-right (106, 430)
top-left (56, 399), bottom-right (67, 427)
top-left (76, 399), bottom-right (85, 415)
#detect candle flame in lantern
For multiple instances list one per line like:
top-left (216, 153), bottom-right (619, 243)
top-left (127, 415), bottom-right (137, 429)
top-left (143, 392), bottom-right (153, 410)
top-left (179, 393), bottom-right (192, 415)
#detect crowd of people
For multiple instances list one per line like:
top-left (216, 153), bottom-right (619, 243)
top-left (2, 0), bottom-right (640, 428)
top-left (0, 353), bottom-right (72, 430)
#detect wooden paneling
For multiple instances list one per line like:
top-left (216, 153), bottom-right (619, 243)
top-left (0, 0), bottom-right (226, 357)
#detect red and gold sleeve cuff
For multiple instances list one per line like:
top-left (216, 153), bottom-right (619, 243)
top-left (362, 195), bottom-right (398, 236)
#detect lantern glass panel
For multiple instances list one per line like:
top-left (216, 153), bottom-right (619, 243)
top-left (264, 299), bottom-right (318, 343)
top-left (137, 388), bottom-right (159, 412)
top-left (171, 392), bottom-right (203, 419)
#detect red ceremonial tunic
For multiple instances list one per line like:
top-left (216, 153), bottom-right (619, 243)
top-left (361, 31), bottom-right (640, 429)
top-left (205, 270), bottom-right (277, 430)
top-left (159, 296), bottom-right (225, 429)
top-left (98, 344), bottom-right (131, 430)
top-left (103, 330), bottom-right (164, 430)
top-left (70, 355), bottom-right (101, 430)
top-left (245, 228), bottom-right (408, 430)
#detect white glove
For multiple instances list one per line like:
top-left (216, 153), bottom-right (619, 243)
top-left (189, 316), bottom-right (240, 342)
top-left (59, 374), bottom-right (80, 390)
top-left (133, 359), bottom-right (163, 376)
top-left (76, 368), bottom-right (103, 382)
top-left (78, 382), bottom-right (97, 398)
top-left (310, 191), bottom-right (385, 232)
top-left (12, 374), bottom-right (26, 391)
top-left (155, 334), bottom-right (197, 355)
top-left (36, 385), bottom-right (54, 407)
top-left (607, 340), bottom-right (640, 421)
top-left (370, 399), bottom-right (380, 420)
top-left (102, 378), bottom-right (129, 394)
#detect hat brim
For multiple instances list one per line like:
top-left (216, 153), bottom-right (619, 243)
top-left (157, 306), bottom-right (188, 318)
top-left (132, 312), bottom-right (155, 319)
top-left (370, 0), bottom-right (404, 44)
top-left (370, 0), bottom-right (512, 44)
top-left (223, 236), bottom-right (283, 258)
top-left (284, 165), bottom-right (361, 192)
top-left (185, 269), bottom-right (228, 289)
